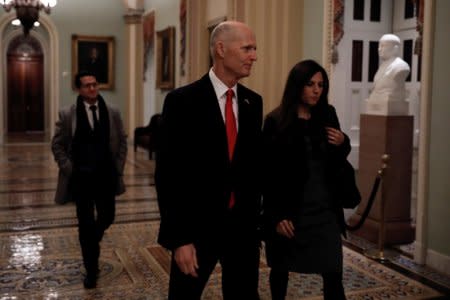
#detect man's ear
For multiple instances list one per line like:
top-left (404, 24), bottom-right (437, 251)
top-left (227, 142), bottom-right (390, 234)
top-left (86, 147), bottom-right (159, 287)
top-left (217, 41), bottom-right (226, 58)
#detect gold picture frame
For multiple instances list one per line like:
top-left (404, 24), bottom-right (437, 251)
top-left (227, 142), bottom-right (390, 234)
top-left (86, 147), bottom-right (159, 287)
top-left (156, 27), bottom-right (175, 89)
top-left (71, 35), bottom-right (115, 90)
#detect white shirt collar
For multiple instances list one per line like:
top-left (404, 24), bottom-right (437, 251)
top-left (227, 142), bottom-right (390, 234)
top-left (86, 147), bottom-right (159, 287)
top-left (83, 100), bottom-right (98, 109)
top-left (209, 68), bottom-right (237, 100)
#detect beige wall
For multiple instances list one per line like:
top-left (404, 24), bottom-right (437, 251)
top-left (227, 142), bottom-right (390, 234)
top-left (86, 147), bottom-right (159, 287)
top-left (302, 0), bottom-right (324, 63)
top-left (428, 0), bottom-right (450, 260)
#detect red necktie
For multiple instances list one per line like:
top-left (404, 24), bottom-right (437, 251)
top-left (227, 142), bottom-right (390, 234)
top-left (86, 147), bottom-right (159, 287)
top-left (225, 89), bottom-right (237, 208)
top-left (225, 89), bottom-right (237, 160)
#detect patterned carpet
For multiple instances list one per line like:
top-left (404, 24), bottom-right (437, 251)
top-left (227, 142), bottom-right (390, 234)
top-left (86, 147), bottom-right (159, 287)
top-left (0, 142), bottom-right (449, 299)
top-left (0, 221), bottom-right (444, 300)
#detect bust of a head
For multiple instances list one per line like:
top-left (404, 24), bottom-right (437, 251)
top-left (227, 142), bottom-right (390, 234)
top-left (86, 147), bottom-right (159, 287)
top-left (365, 33), bottom-right (411, 115)
top-left (378, 34), bottom-right (401, 61)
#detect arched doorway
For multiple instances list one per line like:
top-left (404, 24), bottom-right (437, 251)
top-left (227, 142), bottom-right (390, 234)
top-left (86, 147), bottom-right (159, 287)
top-left (7, 35), bottom-right (44, 133)
top-left (0, 13), bottom-right (60, 144)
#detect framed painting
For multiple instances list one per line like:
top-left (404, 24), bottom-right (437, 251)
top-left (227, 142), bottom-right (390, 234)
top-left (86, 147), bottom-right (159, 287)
top-left (71, 35), bottom-right (115, 90)
top-left (156, 26), bottom-right (175, 89)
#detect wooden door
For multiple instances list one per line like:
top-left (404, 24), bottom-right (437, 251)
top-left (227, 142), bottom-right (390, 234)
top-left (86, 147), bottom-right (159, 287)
top-left (7, 36), bottom-right (44, 133)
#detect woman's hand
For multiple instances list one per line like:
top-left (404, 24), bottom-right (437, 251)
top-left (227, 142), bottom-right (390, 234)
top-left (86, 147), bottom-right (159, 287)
top-left (276, 219), bottom-right (295, 239)
top-left (325, 127), bottom-right (344, 146)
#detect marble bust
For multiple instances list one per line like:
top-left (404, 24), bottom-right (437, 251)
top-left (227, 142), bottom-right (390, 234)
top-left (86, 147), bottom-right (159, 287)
top-left (366, 34), bottom-right (411, 115)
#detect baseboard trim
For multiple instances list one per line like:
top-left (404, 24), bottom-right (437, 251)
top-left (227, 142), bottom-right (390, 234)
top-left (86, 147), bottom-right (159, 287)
top-left (427, 248), bottom-right (450, 276)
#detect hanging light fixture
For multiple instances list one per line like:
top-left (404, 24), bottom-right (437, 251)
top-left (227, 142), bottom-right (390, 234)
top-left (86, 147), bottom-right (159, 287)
top-left (1, 0), bottom-right (57, 35)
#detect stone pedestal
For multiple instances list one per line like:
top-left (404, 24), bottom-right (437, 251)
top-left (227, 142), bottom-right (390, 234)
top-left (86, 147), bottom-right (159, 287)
top-left (348, 114), bottom-right (415, 245)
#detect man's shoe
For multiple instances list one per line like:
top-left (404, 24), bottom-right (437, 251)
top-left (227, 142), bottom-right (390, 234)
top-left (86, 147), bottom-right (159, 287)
top-left (83, 275), bottom-right (97, 289)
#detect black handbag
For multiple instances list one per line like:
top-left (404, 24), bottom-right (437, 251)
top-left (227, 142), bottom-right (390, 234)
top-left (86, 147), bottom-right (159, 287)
top-left (337, 160), bottom-right (361, 209)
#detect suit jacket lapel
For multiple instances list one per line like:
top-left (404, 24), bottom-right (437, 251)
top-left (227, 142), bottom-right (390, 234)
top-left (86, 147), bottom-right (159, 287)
top-left (202, 75), bottom-right (224, 127)
top-left (234, 85), bottom-right (251, 158)
top-left (200, 75), bottom-right (228, 139)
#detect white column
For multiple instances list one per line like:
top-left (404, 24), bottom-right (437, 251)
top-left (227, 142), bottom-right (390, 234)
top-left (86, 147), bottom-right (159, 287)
top-left (123, 8), bottom-right (144, 137)
top-left (414, 0), bottom-right (435, 266)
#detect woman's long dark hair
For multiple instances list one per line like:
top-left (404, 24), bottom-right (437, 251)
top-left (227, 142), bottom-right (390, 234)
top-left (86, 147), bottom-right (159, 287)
top-left (278, 59), bottom-right (330, 131)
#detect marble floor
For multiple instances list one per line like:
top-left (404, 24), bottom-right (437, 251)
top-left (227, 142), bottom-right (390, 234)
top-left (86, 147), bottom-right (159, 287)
top-left (0, 135), bottom-right (449, 299)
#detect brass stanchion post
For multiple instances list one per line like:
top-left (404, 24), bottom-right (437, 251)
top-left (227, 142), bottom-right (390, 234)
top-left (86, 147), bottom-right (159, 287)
top-left (364, 154), bottom-right (399, 261)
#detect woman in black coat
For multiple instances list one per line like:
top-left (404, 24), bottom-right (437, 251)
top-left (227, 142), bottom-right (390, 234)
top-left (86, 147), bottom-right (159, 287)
top-left (262, 60), bottom-right (350, 300)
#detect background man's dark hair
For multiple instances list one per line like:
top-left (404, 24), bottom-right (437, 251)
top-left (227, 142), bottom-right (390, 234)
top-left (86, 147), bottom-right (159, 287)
top-left (75, 70), bottom-right (97, 89)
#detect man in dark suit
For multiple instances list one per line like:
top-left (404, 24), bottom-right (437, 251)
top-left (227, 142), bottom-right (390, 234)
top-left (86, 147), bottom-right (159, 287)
top-left (155, 21), bottom-right (262, 299)
top-left (51, 70), bottom-right (127, 289)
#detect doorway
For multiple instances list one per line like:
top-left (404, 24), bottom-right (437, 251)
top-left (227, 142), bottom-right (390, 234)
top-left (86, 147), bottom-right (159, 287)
top-left (6, 35), bottom-right (44, 133)
top-left (330, 0), bottom-right (421, 255)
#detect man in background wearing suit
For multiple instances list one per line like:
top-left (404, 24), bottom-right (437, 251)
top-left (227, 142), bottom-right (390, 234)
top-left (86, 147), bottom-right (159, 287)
top-left (51, 70), bottom-right (127, 289)
top-left (155, 21), bottom-right (263, 299)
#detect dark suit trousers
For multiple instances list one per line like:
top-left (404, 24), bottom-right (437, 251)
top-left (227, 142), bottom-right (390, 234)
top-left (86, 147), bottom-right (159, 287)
top-left (168, 213), bottom-right (260, 300)
top-left (72, 169), bottom-right (115, 276)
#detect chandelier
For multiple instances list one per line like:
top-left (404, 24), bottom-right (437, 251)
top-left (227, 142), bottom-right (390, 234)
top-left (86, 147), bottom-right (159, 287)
top-left (1, 0), bottom-right (57, 35)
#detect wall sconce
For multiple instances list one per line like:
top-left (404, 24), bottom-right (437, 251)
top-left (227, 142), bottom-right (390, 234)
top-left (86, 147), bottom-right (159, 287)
top-left (1, 0), bottom-right (57, 35)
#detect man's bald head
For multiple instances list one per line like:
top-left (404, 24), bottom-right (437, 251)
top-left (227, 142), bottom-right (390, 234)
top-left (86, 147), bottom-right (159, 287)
top-left (209, 21), bottom-right (252, 61)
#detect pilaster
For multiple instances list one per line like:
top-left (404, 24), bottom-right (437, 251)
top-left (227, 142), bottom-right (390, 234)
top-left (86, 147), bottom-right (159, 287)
top-left (123, 8), bottom-right (144, 136)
